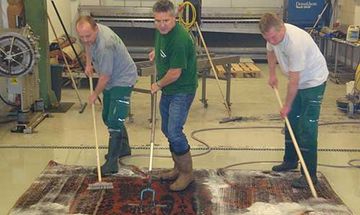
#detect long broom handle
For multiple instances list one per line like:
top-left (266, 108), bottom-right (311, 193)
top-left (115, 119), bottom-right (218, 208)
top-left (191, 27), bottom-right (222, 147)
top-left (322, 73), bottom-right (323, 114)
top-left (273, 88), bottom-right (318, 198)
top-left (195, 22), bottom-right (232, 118)
top-left (149, 92), bottom-right (156, 171)
top-left (149, 71), bottom-right (157, 171)
top-left (47, 14), bottom-right (83, 104)
top-left (89, 77), bottom-right (102, 182)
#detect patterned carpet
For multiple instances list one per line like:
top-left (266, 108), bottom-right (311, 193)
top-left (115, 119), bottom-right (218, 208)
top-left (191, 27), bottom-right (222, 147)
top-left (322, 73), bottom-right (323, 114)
top-left (9, 161), bottom-right (352, 214)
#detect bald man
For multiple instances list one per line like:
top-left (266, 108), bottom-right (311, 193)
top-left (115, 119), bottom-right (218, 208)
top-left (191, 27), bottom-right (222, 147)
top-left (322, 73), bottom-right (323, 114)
top-left (76, 16), bottom-right (137, 176)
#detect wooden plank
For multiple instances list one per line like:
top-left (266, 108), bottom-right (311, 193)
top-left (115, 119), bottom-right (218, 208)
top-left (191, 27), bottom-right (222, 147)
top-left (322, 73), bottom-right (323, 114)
top-left (230, 63), bottom-right (262, 78)
top-left (245, 63), bottom-right (261, 72)
top-left (215, 65), bottom-right (225, 77)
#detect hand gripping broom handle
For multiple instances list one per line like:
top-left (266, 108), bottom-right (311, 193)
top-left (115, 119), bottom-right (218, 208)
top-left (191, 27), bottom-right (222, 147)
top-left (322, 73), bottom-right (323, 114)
top-left (273, 88), bottom-right (318, 198)
top-left (89, 77), bottom-right (102, 183)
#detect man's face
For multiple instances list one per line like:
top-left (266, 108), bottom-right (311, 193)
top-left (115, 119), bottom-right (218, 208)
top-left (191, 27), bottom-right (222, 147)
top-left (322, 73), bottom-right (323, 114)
top-left (76, 22), bottom-right (98, 46)
top-left (154, 11), bottom-right (176, 35)
top-left (262, 25), bottom-right (285, 45)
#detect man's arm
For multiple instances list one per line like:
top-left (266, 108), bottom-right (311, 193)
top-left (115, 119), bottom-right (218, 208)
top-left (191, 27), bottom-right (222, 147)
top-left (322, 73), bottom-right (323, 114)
top-left (89, 74), bottom-right (110, 104)
top-left (267, 50), bottom-right (278, 88)
top-left (281, 71), bottom-right (299, 118)
top-left (151, 68), bottom-right (181, 93)
top-left (84, 45), bottom-right (93, 76)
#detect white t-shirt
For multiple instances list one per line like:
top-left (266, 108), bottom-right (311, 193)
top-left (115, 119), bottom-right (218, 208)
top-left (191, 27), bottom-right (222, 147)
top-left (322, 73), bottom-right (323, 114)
top-left (267, 23), bottom-right (329, 89)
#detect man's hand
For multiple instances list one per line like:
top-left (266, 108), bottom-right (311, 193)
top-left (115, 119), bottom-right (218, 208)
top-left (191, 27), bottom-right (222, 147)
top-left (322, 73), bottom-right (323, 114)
top-left (151, 82), bottom-right (161, 94)
top-left (280, 105), bottom-right (291, 118)
top-left (88, 92), bottom-right (98, 105)
top-left (149, 50), bottom-right (155, 62)
top-left (268, 74), bottom-right (278, 89)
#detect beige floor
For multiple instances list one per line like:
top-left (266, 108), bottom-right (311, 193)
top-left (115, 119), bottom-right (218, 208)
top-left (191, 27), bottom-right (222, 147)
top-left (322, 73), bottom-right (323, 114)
top-left (0, 64), bottom-right (359, 214)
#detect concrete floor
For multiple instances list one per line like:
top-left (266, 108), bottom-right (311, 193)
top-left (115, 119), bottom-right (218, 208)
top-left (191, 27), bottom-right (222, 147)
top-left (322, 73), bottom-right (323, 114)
top-left (0, 64), bottom-right (359, 214)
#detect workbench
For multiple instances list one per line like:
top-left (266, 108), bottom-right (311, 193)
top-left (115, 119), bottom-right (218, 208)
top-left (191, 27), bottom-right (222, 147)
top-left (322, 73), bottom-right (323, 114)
top-left (314, 34), bottom-right (360, 84)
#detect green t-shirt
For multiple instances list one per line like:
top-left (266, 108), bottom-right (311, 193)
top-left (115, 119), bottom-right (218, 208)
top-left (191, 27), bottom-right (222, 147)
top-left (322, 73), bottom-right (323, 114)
top-left (154, 23), bottom-right (198, 95)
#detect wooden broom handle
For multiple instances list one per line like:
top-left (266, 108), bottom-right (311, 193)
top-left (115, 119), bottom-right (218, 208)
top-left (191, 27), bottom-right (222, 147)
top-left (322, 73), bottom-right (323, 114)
top-left (274, 88), bottom-right (318, 198)
top-left (89, 77), bottom-right (102, 182)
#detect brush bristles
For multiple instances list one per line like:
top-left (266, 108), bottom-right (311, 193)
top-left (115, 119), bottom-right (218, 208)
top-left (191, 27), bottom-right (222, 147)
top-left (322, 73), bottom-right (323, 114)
top-left (87, 182), bottom-right (114, 190)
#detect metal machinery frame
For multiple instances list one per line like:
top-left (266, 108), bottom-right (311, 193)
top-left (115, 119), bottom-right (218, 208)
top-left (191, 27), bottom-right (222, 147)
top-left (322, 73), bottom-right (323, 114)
top-left (63, 55), bottom-right (240, 122)
top-left (0, 26), bottom-right (49, 133)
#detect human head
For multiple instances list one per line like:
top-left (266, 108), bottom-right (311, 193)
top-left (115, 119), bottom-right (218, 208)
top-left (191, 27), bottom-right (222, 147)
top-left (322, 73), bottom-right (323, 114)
top-left (259, 13), bottom-right (285, 45)
top-left (75, 16), bottom-right (98, 45)
top-left (152, 0), bottom-right (176, 35)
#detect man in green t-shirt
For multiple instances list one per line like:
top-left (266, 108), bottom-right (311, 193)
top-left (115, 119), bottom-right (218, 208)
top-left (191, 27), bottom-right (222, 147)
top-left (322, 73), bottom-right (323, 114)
top-left (149, 0), bottom-right (198, 191)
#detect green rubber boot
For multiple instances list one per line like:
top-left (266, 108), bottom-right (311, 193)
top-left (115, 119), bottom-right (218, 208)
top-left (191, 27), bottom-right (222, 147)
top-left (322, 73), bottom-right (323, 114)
top-left (100, 131), bottom-right (122, 176)
top-left (118, 127), bottom-right (131, 158)
top-left (104, 127), bottom-right (131, 159)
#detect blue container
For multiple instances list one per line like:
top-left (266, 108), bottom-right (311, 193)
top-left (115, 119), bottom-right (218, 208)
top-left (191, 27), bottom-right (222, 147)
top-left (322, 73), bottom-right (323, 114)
top-left (285, 0), bottom-right (331, 29)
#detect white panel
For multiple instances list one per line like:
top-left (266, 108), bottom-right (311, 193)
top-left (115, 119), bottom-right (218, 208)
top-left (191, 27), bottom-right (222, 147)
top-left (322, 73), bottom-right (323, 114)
top-left (79, 0), bottom-right (100, 5)
top-left (230, 0), bottom-right (283, 8)
top-left (203, 0), bottom-right (231, 7)
top-left (354, 3), bottom-right (360, 26)
top-left (1, 0), bottom-right (8, 28)
top-left (70, 0), bottom-right (81, 36)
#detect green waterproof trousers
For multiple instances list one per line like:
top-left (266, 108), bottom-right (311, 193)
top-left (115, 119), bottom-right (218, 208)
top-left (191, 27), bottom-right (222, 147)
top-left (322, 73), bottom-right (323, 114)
top-left (283, 82), bottom-right (326, 178)
top-left (102, 86), bottom-right (133, 131)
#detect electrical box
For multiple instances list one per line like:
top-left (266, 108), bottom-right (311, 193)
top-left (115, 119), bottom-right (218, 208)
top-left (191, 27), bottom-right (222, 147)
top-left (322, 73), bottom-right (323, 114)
top-left (284, 0), bottom-right (331, 29)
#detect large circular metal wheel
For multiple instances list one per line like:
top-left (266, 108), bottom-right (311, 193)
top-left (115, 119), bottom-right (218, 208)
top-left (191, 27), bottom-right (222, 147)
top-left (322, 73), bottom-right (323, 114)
top-left (0, 32), bottom-right (35, 77)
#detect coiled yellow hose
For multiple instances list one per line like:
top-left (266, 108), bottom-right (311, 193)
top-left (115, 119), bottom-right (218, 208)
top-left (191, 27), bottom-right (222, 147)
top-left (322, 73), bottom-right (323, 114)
top-left (178, 1), bottom-right (197, 30)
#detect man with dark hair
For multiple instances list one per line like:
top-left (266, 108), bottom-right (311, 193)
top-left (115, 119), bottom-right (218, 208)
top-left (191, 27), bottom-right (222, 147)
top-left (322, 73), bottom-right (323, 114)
top-left (259, 13), bottom-right (328, 188)
top-left (76, 16), bottom-right (138, 176)
top-left (149, 0), bottom-right (198, 191)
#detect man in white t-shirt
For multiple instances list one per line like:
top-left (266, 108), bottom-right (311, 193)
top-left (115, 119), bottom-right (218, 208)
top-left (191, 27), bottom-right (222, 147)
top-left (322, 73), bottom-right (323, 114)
top-left (259, 13), bottom-right (328, 188)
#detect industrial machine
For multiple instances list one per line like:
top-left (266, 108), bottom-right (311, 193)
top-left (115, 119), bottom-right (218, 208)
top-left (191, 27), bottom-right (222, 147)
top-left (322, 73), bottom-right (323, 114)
top-left (284, 0), bottom-right (332, 30)
top-left (0, 25), bottom-right (48, 133)
top-left (78, 1), bottom-right (282, 60)
top-left (78, 0), bottom-right (332, 61)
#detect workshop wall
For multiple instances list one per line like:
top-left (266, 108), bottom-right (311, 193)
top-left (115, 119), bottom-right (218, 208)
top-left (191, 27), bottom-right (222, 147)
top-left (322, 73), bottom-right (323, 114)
top-left (338, 0), bottom-right (360, 26)
top-left (0, 1), bottom-right (7, 112)
top-left (1, 0), bottom-right (8, 27)
top-left (78, 0), bottom-right (282, 8)
top-left (47, 0), bottom-right (72, 43)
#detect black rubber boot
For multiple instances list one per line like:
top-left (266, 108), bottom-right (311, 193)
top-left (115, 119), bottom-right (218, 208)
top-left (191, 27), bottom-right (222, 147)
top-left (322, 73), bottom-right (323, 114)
top-left (272, 161), bottom-right (298, 172)
top-left (104, 127), bottom-right (131, 159)
top-left (118, 127), bottom-right (131, 158)
top-left (100, 131), bottom-right (122, 176)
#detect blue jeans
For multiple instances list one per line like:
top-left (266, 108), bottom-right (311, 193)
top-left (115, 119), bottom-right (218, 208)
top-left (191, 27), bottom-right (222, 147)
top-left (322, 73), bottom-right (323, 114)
top-left (159, 93), bottom-right (195, 155)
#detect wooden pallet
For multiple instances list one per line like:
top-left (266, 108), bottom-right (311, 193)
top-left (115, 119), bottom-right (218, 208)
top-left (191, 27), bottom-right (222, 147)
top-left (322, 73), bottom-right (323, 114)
top-left (215, 63), bottom-right (261, 78)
